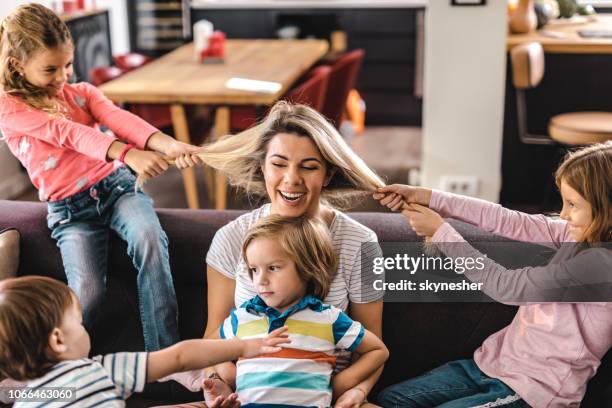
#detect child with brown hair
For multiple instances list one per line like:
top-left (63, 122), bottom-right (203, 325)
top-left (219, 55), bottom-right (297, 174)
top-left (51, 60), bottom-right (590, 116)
top-left (0, 3), bottom-right (200, 350)
top-left (375, 141), bottom-right (612, 407)
top-left (209, 215), bottom-right (388, 408)
top-left (0, 276), bottom-right (288, 407)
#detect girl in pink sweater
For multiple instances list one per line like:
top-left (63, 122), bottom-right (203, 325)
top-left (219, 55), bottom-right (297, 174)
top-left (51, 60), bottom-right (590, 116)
top-left (0, 4), bottom-right (200, 351)
top-left (375, 142), bottom-right (611, 407)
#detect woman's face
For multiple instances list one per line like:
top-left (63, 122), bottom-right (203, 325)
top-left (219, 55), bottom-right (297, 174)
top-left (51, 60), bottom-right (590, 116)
top-left (262, 133), bottom-right (331, 218)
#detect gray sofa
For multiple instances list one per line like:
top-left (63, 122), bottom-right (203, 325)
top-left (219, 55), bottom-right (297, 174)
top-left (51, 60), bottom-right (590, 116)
top-left (1, 199), bottom-right (610, 407)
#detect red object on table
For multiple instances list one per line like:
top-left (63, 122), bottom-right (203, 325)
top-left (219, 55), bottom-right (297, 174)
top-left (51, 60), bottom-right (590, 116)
top-left (209, 31), bottom-right (226, 57)
top-left (200, 31), bottom-right (226, 61)
top-left (63, 1), bottom-right (79, 12)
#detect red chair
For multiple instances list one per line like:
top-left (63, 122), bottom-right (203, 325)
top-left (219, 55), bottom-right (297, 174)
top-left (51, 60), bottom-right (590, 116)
top-left (320, 49), bottom-right (365, 129)
top-left (229, 65), bottom-right (332, 131)
top-left (89, 66), bottom-right (125, 86)
top-left (88, 65), bottom-right (211, 145)
top-left (113, 53), bottom-right (173, 131)
top-left (113, 53), bottom-right (153, 71)
top-left (285, 65), bottom-right (331, 111)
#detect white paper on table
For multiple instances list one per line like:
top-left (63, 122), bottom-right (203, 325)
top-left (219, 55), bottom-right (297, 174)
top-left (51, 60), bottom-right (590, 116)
top-left (225, 78), bottom-right (282, 94)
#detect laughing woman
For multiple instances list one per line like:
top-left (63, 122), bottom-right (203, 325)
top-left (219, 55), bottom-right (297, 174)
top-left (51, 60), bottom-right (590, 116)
top-left (168, 101), bottom-right (387, 408)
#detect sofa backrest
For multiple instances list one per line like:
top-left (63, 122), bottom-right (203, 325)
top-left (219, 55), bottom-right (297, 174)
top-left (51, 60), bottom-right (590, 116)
top-left (1, 200), bottom-right (609, 405)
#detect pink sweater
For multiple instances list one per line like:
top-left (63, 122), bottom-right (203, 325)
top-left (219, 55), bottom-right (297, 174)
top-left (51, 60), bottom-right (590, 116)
top-left (430, 190), bottom-right (612, 408)
top-left (0, 82), bottom-right (158, 201)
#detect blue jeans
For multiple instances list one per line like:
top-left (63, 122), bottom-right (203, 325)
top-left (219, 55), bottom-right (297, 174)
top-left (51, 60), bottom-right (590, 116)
top-left (378, 359), bottom-right (531, 408)
top-left (47, 166), bottom-right (179, 351)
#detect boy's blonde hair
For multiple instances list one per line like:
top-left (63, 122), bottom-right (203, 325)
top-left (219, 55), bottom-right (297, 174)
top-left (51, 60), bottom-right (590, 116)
top-left (242, 215), bottom-right (338, 300)
top-left (555, 141), bottom-right (612, 243)
top-left (0, 276), bottom-right (74, 381)
top-left (0, 3), bottom-right (73, 115)
top-left (195, 101), bottom-right (385, 209)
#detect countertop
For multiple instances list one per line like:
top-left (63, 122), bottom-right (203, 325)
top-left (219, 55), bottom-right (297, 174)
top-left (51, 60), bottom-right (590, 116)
top-left (191, 0), bottom-right (427, 9)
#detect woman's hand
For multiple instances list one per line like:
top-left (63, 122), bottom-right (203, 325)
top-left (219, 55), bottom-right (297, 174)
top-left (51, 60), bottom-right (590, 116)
top-left (335, 387), bottom-right (366, 408)
top-left (373, 184), bottom-right (432, 211)
top-left (203, 378), bottom-right (241, 408)
top-left (124, 149), bottom-right (168, 179)
top-left (402, 203), bottom-right (444, 237)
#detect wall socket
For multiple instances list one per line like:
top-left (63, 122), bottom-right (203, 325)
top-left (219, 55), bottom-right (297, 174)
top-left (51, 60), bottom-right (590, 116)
top-left (439, 175), bottom-right (479, 196)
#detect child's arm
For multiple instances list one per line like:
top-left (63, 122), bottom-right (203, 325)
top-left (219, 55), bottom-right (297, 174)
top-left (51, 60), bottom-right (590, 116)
top-left (146, 327), bottom-right (289, 383)
top-left (106, 140), bottom-right (168, 179)
top-left (0, 97), bottom-right (117, 162)
top-left (331, 330), bottom-right (389, 400)
top-left (210, 325), bottom-right (238, 389)
top-left (376, 185), bottom-right (571, 246)
top-left (82, 84), bottom-right (200, 167)
top-left (404, 204), bottom-right (612, 304)
top-left (145, 132), bottom-right (202, 168)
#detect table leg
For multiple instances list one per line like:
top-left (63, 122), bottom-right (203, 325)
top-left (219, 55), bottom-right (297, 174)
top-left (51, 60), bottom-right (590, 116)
top-left (170, 104), bottom-right (199, 209)
top-left (214, 106), bottom-right (230, 210)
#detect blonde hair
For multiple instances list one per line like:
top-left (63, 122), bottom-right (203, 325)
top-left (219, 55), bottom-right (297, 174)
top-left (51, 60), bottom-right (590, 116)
top-left (0, 3), bottom-right (73, 115)
top-left (242, 215), bottom-right (337, 300)
top-left (0, 276), bottom-right (75, 381)
top-left (555, 141), bottom-right (612, 243)
top-left (195, 101), bottom-right (385, 209)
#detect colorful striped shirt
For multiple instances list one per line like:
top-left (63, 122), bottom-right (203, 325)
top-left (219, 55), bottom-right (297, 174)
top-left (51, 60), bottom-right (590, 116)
top-left (13, 352), bottom-right (148, 408)
top-left (220, 294), bottom-right (365, 408)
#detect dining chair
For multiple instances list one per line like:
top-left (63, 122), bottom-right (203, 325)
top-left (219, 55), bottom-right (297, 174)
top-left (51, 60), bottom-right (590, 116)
top-left (110, 53), bottom-right (175, 131)
top-left (320, 49), bottom-right (365, 129)
top-left (89, 65), bottom-right (211, 147)
top-left (113, 53), bottom-right (153, 71)
top-left (89, 65), bottom-right (173, 130)
top-left (510, 42), bottom-right (612, 146)
top-left (229, 65), bottom-right (332, 131)
top-left (89, 66), bottom-right (125, 86)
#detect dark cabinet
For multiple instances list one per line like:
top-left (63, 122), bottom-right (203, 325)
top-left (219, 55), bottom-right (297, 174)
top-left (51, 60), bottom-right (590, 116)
top-left (191, 8), bottom-right (423, 126)
top-left (127, 0), bottom-right (188, 57)
top-left (63, 10), bottom-right (112, 83)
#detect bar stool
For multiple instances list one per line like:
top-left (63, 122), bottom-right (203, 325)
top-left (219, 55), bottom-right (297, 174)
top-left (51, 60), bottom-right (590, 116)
top-left (510, 42), bottom-right (612, 146)
top-left (510, 42), bottom-right (612, 209)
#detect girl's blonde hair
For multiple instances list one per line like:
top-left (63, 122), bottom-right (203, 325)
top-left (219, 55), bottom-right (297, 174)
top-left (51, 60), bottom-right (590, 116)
top-left (196, 101), bottom-right (385, 209)
top-left (0, 3), bottom-right (73, 115)
top-left (0, 276), bottom-right (75, 381)
top-left (242, 215), bottom-right (338, 300)
top-left (555, 141), bottom-right (612, 243)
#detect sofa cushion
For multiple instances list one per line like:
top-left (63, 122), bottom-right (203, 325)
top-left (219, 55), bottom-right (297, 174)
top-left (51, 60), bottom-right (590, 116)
top-left (0, 200), bottom-right (609, 407)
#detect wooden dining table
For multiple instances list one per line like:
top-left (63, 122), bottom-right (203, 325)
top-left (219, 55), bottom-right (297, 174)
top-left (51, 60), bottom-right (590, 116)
top-left (99, 39), bottom-right (329, 209)
top-left (507, 14), bottom-right (612, 53)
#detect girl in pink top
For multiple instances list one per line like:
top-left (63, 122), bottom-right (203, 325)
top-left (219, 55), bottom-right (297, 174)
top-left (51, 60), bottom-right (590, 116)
top-left (0, 4), bottom-right (200, 351)
top-left (375, 142), bottom-right (611, 407)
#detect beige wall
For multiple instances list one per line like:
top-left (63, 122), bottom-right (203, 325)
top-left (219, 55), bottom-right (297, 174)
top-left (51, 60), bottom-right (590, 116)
top-left (420, 1), bottom-right (507, 202)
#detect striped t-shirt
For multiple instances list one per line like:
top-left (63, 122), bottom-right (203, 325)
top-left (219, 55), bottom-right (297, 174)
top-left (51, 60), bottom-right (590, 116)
top-left (220, 294), bottom-right (364, 408)
top-left (14, 352), bottom-right (147, 408)
top-left (206, 204), bottom-right (384, 312)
